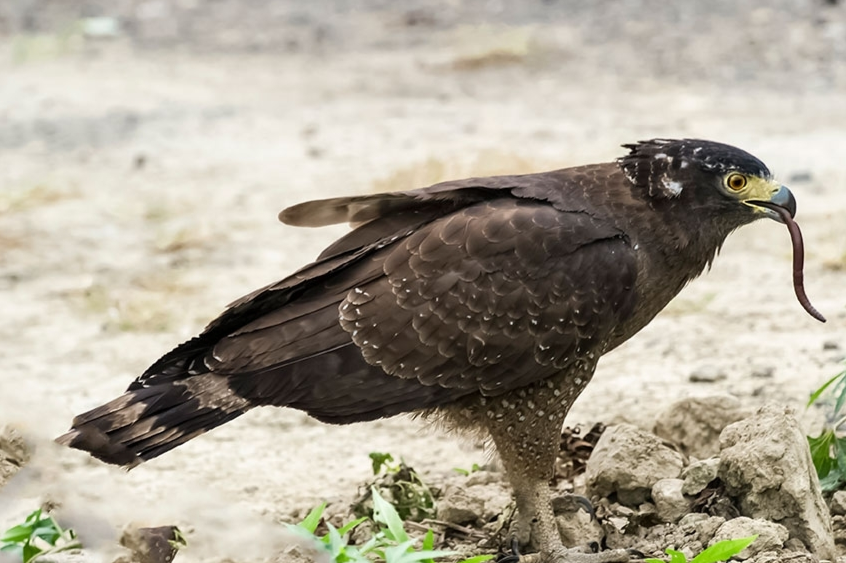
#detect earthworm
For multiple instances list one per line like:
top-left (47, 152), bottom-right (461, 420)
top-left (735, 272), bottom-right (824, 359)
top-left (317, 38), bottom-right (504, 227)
top-left (765, 204), bottom-right (826, 323)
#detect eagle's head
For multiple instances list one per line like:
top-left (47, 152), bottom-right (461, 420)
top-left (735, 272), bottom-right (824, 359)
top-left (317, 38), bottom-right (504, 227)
top-left (618, 138), bottom-right (795, 227)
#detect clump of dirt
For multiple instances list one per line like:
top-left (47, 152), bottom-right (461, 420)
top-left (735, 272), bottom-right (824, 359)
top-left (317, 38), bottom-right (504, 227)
top-left (0, 425), bottom-right (30, 489)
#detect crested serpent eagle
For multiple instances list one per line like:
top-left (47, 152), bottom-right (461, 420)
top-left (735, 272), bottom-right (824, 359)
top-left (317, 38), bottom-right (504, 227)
top-left (59, 139), bottom-right (823, 563)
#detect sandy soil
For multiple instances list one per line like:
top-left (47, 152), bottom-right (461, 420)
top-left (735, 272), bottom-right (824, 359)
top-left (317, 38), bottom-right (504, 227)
top-left (1, 1), bottom-right (845, 560)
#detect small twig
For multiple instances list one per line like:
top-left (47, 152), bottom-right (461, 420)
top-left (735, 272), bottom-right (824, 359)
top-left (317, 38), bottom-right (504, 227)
top-left (417, 518), bottom-right (489, 540)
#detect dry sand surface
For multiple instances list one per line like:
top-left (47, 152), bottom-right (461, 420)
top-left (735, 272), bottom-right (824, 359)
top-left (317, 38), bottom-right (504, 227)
top-left (1, 1), bottom-right (845, 560)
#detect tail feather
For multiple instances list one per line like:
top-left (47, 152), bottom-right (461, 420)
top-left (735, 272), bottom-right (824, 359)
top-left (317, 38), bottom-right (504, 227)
top-left (56, 377), bottom-right (251, 468)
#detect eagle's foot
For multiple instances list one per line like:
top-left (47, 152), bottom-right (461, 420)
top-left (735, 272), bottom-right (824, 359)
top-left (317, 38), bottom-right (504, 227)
top-left (498, 544), bottom-right (632, 563)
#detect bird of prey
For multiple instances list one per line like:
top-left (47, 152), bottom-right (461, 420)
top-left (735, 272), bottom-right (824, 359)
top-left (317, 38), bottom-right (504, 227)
top-left (59, 139), bottom-right (822, 563)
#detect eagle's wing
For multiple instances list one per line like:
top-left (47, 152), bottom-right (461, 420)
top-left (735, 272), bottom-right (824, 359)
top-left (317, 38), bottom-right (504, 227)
top-left (336, 197), bottom-right (638, 394)
top-left (61, 174), bottom-right (639, 466)
top-left (195, 196), bottom-right (638, 396)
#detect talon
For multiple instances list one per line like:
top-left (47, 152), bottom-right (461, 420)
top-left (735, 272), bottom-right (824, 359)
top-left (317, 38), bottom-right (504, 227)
top-left (571, 495), bottom-right (597, 520)
top-left (496, 538), bottom-right (522, 563)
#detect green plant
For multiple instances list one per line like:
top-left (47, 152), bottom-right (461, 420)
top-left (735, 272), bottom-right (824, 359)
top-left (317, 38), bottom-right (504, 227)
top-left (360, 453), bottom-right (435, 522)
top-left (0, 508), bottom-right (81, 563)
top-left (807, 363), bottom-right (846, 491)
top-left (370, 452), bottom-right (402, 475)
top-left (645, 536), bottom-right (756, 563)
top-left (288, 488), bottom-right (492, 563)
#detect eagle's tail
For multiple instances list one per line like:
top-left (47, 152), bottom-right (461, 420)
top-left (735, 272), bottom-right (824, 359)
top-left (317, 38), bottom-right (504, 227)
top-left (56, 376), bottom-right (251, 468)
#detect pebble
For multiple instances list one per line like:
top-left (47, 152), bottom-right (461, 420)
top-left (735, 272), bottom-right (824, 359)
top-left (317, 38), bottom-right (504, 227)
top-left (689, 365), bottom-right (727, 383)
top-left (710, 517), bottom-right (789, 560)
top-left (682, 457), bottom-right (720, 496)
top-left (830, 490), bottom-right (846, 516)
top-left (652, 478), bottom-right (689, 523)
top-left (751, 365), bottom-right (775, 378)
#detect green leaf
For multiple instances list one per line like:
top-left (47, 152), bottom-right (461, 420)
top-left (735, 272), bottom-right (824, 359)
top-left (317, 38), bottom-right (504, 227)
top-left (22, 542), bottom-right (43, 563)
top-left (369, 452), bottom-right (396, 475)
top-left (0, 544), bottom-right (23, 555)
top-left (371, 487), bottom-right (409, 543)
top-left (421, 529), bottom-right (434, 551)
top-left (644, 559), bottom-right (668, 563)
top-left (808, 430), bottom-right (837, 479)
top-left (1, 524), bottom-right (35, 543)
top-left (323, 523), bottom-right (347, 558)
top-left (833, 373), bottom-right (846, 417)
top-left (808, 372), bottom-right (844, 407)
top-left (414, 529), bottom-right (437, 563)
top-left (31, 525), bottom-right (61, 545)
top-left (337, 516), bottom-right (368, 537)
top-left (456, 556), bottom-right (495, 563)
top-left (452, 468), bottom-right (470, 476)
top-left (23, 509), bottom-right (43, 525)
top-left (690, 536), bottom-right (757, 563)
top-left (298, 503), bottom-right (326, 534)
top-left (819, 469), bottom-right (845, 492)
top-left (666, 548), bottom-right (688, 563)
top-left (382, 541), bottom-right (455, 563)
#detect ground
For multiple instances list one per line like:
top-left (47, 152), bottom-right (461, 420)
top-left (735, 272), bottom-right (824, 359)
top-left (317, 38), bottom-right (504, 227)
top-left (0, 1), bottom-right (845, 561)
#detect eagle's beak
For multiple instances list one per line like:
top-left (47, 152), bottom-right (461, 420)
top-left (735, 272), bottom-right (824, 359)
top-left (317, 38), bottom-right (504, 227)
top-left (746, 185), bottom-right (797, 223)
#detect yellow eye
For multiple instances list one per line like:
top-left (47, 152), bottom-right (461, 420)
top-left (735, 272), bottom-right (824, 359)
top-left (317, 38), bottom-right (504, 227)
top-left (726, 173), bottom-right (747, 191)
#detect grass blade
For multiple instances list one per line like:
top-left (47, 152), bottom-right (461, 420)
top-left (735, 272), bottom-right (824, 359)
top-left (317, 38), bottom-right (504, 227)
top-left (371, 487), bottom-right (409, 543)
top-left (690, 536), bottom-right (757, 563)
top-left (298, 503), bottom-right (326, 534)
top-left (808, 372), bottom-right (844, 407)
top-left (337, 516), bottom-right (368, 537)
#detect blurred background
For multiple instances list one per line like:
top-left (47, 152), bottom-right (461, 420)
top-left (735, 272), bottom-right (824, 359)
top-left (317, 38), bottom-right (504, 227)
top-left (1, 0), bottom-right (845, 560)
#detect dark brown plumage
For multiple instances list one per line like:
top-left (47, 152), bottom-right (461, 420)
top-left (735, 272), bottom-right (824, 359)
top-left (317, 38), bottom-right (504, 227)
top-left (59, 139), bottom-right (805, 562)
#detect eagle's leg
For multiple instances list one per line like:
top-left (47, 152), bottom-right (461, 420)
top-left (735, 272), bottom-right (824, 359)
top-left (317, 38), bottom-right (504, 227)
top-left (484, 376), bottom-right (630, 563)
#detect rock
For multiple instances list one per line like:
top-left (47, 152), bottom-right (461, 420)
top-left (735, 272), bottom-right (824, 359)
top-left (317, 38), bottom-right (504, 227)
top-left (585, 424), bottom-right (684, 506)
top-left (119, 525), bottom-right (182, 563)
top-left (831, 514), bottom-right (846, 550)
top-left (272, 540), bottom-right (332, 563)
top-left (680, 515), bottom-right (727, 546)
top-left (719, 404), bottom-right (835, 560)
top-left (638, 502), bottom-right (659, 526)
top-left (465, 470), bottom-right (498, 486)
top-left (436, 484), bottom-right (485, 525)
top-left (652, 479), bottom-right (689, 523)
top-left (552, 495), bottom-right (604, 548)
top-left (0, 425), bottom-right (30, 489)
top-left (710, 517), bottom-right (789, 559)
top-left (831, 491), bottom-right (846, 516)
top-left (689, 365), bottom-right (728, 383)
top-left (436, 480), bottom-right (511, 525)
top-left (654, 396), bottom-right (752, 458)
top-left (679, 512), bottom-right (709, 527)
top-left (682, 457), bottom-right (721, 496)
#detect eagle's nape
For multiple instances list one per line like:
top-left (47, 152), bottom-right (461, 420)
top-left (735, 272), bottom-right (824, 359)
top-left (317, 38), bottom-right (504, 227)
top-left (57, 139), bottom-right (815, 563)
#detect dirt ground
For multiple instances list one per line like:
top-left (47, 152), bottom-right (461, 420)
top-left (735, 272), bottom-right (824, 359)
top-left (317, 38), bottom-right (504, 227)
top-left (1, 1), bottom-right (845, 561)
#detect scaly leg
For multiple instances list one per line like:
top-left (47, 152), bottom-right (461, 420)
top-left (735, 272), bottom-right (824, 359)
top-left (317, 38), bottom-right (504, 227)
top-left (484, 376), bottom-right (630, 563)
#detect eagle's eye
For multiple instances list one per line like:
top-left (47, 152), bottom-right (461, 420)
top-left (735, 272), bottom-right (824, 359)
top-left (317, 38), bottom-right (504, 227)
top-left (726, 173), bottom-right (748, 191)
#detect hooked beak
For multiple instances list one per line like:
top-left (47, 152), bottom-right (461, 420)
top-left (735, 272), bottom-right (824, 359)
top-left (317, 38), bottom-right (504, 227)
top-left (746, 185), bottom-right (797, 224)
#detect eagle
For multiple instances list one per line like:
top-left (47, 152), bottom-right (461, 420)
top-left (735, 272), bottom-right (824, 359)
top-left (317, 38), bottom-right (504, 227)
top-left (58, 139), bottom-right (821, 563)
